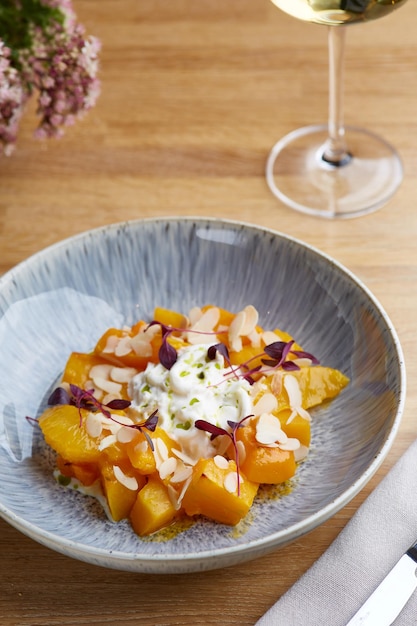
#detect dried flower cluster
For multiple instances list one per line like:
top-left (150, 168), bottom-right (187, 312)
top-left (0, 0), bottom-right (100, 155)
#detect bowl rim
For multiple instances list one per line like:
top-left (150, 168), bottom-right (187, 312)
top-left (0, 216), bottom-right (407, 571)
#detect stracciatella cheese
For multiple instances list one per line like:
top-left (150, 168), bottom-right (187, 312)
top-left (128, 343), bottom-right (253, 460)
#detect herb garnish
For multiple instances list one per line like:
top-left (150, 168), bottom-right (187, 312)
top-left (145, 320), bottom-right (227, 370)
top-left (47, 384), bottom-right (159, 450)
top-left (147, 319), bottom-right (319, 383)
top-left (195, 414), bottom-right (253, 495)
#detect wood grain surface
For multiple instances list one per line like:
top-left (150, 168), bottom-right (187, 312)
top-left (1, 1), bottom-right (416, 624)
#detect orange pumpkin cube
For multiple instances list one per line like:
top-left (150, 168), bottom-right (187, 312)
top-left (62, 352), bottom-right (111, 388)
top-left (125, 432), bottom-right (156, 475)
top-left (276, 367), bottom-right (349, 410)
top-left (153, 306), bottom-right (188, 330)
top-left (182, 457), bottom-right (259, 526)
top-left (129, 475), bottom-right (178, 536)
top-left (94, 327), bottom-right (151, 370)
top-left (100, 461), bottom-right (144, 522)
top-left (277, 409), bottom-right (311, 447)
top-left (237, 420), bottom-right (297, 484)
top-left (39, 405), bottom-right (101, 464)
top-left (56, 455), bottom-right (99, 487)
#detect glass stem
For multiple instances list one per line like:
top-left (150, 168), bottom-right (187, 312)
top-left (322, 26), bottom-right (351, 167)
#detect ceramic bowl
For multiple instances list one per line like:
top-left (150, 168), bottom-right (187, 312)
top-left (0, 218), bottom-right (405, 573)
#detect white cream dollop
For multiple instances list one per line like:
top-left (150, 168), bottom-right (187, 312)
top-left (128, 343), bottom-right (253, 448)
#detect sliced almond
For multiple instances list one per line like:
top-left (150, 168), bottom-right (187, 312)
top-left (110, 366), bottom-right (138, 384)
top-left (93, 377), bottom-right (122, 394)
top-left (113, 465), bottom-right (138, 491)
top-left (99, 416), bottom-right (122, 435)
top-left (98, 434), bottom-right (117, 451)
top-left (235, 440), bottom-right (246, 466)
top-left (134, 440), bottom-right (148, 455)
top-left (248, 328), bottom-right (261, 348)
top-left (143, 323), bottom-right (161, 339)
top-left (279, 437), bottom-right (300, 451)
top-left (102, 393), bottom-right (121, 405)
top-left (89, 363), bottom-right (112, 380)
top-left (187, 307), bottom-right (220, 344)
top-left (102, 334), bottom-right (119, 354)
top-left (167, 484), bottom-right (181, 511)
top-left (284, 374), bottom-right (302, 407)
top-left (224, 472), bottom-right (238, 494)
top-left (240, 305), bottom-right (259, 335)
top-left (107, 413), bottom-right (134, 426)
top-left (229, 310), bottom-right (246, 338)
top-left (294, 444), bottom-right (309, 462)
top-left (213, 455), bottom-right (229, 470)
top-left (255, 413), bottom-right (286, 445)
top-left (228, 311), bottom-right (246, 352)
top-left (177, 475), bottom-right (193, 507)
top-left (253, 392), bottom-right (278, 416)
top-left (91, 374), bottom-right (122, 396)
top-left (129, 334), bottom-right (153, 357)
top-left (188, 306), bottom-right (203, 325)
top-left (262, 331), bottom-right (282, 346)
top-left (87, 384), bottom-right (104, 401)
top-left (159, 456), bottom-right (178, 480)
top-left (284, 375), bottom-right (311, 422)
top-left (153, 437), bottom-right (169, 468)
top-left (170, 463), bottom-right (193, 484)
top-left (116, 426), bottom-right (136, 443)
top-left (172, 448), bottom-right (197, 467)
top-left (114, 335), bottom-right (133, 357)
top-left (229, 335), bottom-right (243, 353)
top-left (85, 412), bottom-right (103, 438)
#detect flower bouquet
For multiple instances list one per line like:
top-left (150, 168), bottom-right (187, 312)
top-left (0, 0), bottom-right (100, 155)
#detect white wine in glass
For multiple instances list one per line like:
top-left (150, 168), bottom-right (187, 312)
top-left (266, 0), bottom-right (408, 219)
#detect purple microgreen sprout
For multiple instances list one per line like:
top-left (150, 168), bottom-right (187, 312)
top-left (206, 342), bottom-right (242, 381)
top-left (46, 384), bottom-right (158, 450)
top-left (259, 340), bottom-right (319, 373)
top-left (195, 414), bottom-right (253, 496)
top-left (135, 410), bottom-right (159, 451)
top-left (262, 340), bottom-right (296, 370)
top-left (146, 321), bottom-right (178, 369)
top-left (290, 349), bottom-right (320, 365)
top-left (146, 319), bottom-right (229, 371)
top-left (60, 383), bottom-right (131, 422)
top-left (242, 365), bottom-right (263, 385)
top-left (207, 342), bottom-right (231, 365)
top-left (48, 386), bottom-right (72, 406)
top-left (205, 339), bottom-right (319, 389)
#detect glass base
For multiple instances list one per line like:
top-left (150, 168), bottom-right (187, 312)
top-left (266, 125), bottom-right (403, 219)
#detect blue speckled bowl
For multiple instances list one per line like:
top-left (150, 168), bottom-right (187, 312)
top-left (0, 218), bottom-right (405, 573)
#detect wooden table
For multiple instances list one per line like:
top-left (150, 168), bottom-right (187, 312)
top-left (1, 1), bottom-right (416, 624)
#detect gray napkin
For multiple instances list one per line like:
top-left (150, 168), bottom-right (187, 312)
top-left (255, 438), bottom-right (417, 626)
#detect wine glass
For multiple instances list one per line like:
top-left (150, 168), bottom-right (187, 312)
top-left (266, 0), bottom-right (408, 219)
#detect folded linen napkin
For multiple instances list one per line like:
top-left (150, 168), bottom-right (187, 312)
top-left (255, 438), bottom-right (417, 626)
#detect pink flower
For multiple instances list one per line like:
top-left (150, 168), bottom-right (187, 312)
top-left (0, 0), bottom-right (100, 154)
top-left (19, 9), bottom-right (101, 139)
top-left (0, 43), bottom-right (27, 156)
